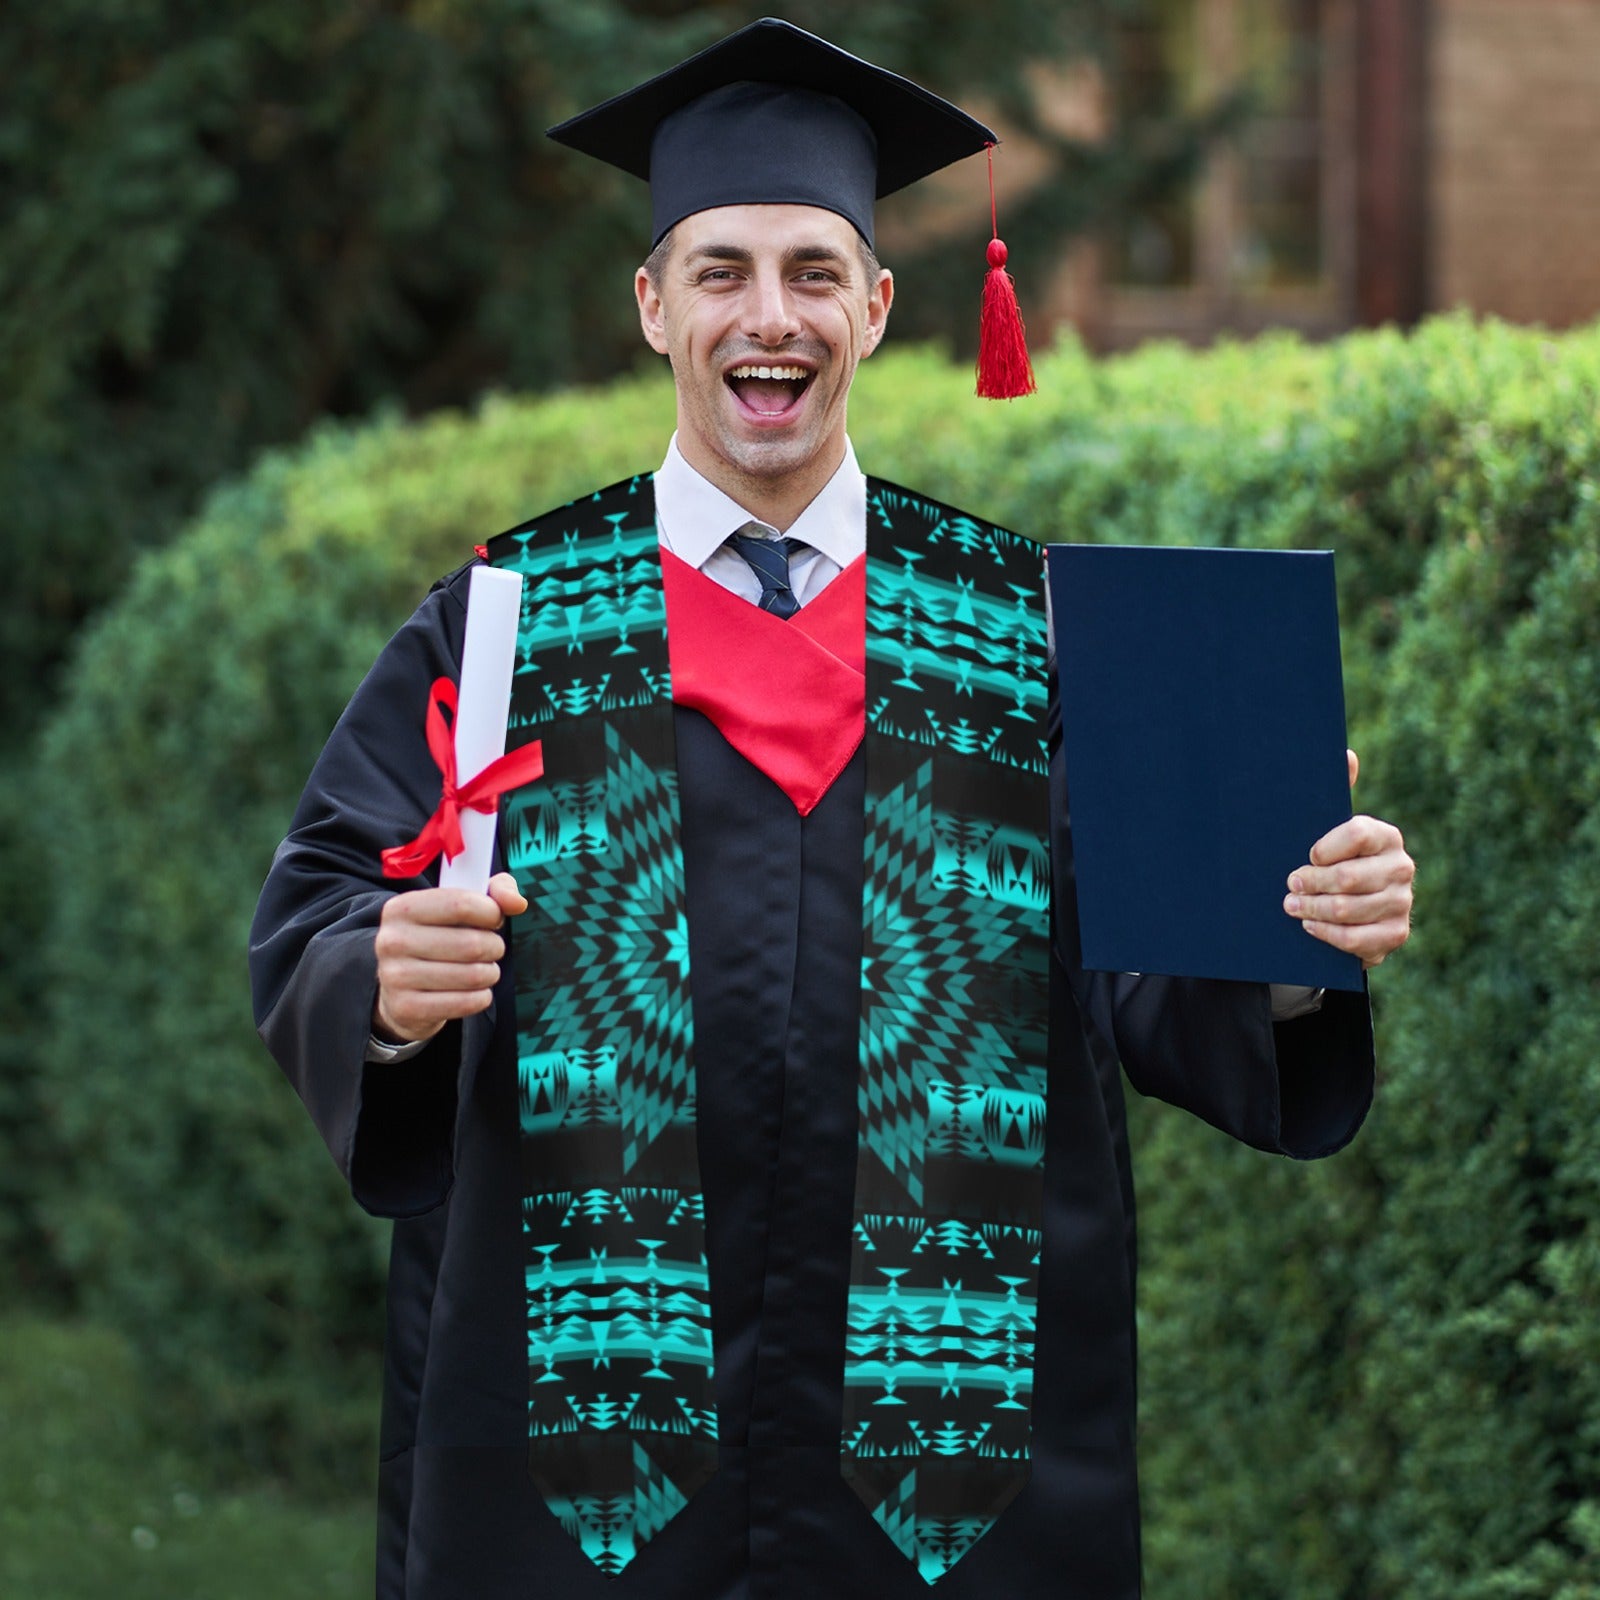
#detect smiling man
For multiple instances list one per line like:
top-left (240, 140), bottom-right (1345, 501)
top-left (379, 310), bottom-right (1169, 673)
top-left (250, 19), bottom-right (1413, 1600)
top-left (637, 207), bottom-right (891, 527)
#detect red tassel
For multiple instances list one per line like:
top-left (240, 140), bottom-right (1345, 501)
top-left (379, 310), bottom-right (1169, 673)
top-left (977, 239), bottom-right (1036, 399)
top-left (976, 146), bottom-right (1036, 400)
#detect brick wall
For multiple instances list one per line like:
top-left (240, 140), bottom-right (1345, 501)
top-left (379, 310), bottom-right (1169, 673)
top-left (1431, 0), bottom-right (1600, 327)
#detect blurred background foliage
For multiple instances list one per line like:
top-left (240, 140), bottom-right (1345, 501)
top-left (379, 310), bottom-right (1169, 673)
top-left (0, 0), bottom-right (1207, 752)
top-left (0, 0), bottom-right (1224, 1325)
top-left (5, 1), bottom-right (1600, 1594)
top-left (26, 317), bottom-right (1600, 1596)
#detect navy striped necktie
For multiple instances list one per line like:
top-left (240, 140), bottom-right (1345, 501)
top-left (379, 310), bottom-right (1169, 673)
top-left (727, 526), bottom-right (806, 619)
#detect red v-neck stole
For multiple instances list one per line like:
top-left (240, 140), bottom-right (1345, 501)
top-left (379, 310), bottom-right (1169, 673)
top-left (661, 548), bottom-right (866, 816)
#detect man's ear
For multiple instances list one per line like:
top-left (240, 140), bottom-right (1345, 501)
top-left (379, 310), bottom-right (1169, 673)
top-left (636, 267), bottom-right (670, 355)
top-left (861, 268), bottom-right (894, 358)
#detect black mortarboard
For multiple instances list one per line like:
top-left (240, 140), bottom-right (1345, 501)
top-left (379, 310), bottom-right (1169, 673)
top-left (546, 16), bottom-right (999, 249)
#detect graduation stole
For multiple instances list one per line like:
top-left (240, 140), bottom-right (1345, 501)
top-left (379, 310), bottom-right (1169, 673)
top-left (485, 474), bottom-right (1049, 1585)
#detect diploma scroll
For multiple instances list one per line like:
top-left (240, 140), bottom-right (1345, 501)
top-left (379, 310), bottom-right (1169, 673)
top-left (439, 565), bottom-right (525, 893)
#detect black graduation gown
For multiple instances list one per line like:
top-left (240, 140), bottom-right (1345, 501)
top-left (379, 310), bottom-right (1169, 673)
top-left (250, 559), bottom-right (1374, 1600)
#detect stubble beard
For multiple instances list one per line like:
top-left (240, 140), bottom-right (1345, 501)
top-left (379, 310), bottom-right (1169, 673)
top-left (690, 335), bottom-right (844, 488)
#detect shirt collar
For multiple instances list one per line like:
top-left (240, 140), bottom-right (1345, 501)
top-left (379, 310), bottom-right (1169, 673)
top-left (654, 434), bottom-right (866, 571)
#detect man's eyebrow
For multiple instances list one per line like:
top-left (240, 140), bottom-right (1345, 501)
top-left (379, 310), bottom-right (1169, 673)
top-left (683, 244), bottom-right (755, 267)
top-left (782, 243), bottom-right (852, 271)
top-left (681, 242), bottom-right (855, 271)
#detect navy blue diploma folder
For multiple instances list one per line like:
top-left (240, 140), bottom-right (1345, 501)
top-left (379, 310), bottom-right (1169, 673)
top-left (1048, 543), bottom-right (1364, 992)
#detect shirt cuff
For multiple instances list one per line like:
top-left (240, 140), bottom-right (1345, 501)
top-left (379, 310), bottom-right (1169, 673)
top-left (1269, 983), bottom-right (1326, 1022)
top-left (365, 1031), bottom-right (430, 1064)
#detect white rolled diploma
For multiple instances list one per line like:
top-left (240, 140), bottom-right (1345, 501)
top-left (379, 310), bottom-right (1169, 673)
top-left (438, 564), bottom-right (525, 893)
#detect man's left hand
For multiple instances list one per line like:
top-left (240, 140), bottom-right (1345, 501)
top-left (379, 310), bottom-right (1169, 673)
top-left (1284, 750), bottom-right (1415, 969)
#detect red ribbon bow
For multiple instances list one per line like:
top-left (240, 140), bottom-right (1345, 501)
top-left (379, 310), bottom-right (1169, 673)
top-left (381, 677), bottom-right (545, 879)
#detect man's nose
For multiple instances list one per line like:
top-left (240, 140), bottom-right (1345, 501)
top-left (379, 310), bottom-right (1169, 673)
top-left (745, 272), bottom-right (801, 346)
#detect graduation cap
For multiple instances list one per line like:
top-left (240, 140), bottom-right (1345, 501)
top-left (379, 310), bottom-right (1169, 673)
top-left (548, 17), bottom-right (1036, 398)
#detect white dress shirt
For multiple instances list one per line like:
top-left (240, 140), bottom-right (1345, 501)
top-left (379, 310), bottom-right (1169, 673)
top-left (367, 436), bottom-right (1317, 1058)
top-left (654, 433), bottom-right (864, 604)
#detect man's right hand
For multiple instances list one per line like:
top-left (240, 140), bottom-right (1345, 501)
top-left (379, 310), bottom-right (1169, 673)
top-left (372, 871), bottom-right (528, 1045)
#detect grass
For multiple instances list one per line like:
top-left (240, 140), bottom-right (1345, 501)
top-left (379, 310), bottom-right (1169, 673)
top-left (0, 1315), bottom-right (372, 1599)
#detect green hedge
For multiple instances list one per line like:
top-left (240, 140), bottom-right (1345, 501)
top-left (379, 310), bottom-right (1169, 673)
top-left (34, 318), bottom-right (1600, 1596)
top-left (33, 377), bottom-right (676, 1480)
top-left (1120, 324), bottom-right (1600, 1600)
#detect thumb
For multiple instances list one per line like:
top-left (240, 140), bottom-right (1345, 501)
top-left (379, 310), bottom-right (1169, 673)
top-left (1347, 748), bottom-right (1360, 791)
top-left (488, 871), bottom-right (528, 917)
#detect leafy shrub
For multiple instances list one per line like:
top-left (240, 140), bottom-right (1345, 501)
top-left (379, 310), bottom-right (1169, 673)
top-left (1118, 321), bottom-right (1600, 1600)
top-left (35, 377), bottom-right (674, 1480)
top-left (34, 316), bottom-right (1600, 1600)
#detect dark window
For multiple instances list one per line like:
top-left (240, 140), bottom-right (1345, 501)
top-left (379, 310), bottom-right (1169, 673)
top-left (1100, 0), bottom-right (1356, 344)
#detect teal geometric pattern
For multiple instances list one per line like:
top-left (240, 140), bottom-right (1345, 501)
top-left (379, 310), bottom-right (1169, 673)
top-left (865, 483), bottom-right (1048, 778)
top-left (844, 1210), bottom-right (1040, 1585)
top-left (486, 476), bottom-right (716, 1577)
top-left (859, 759), bottom-right (1047, 1207)
top-left (486, 473), bottom-right (1052, 1583)
top-left (844, 481), bottom-right (1050, 1584)
top-left (525, 1193), bottom-right (712, 1406)
top-left (543, 1441), bottom-right (690, 1577)
top-left (493, 474), bottom-right (669, 731)
top-left (510, 724), bottom-right (696, 1171)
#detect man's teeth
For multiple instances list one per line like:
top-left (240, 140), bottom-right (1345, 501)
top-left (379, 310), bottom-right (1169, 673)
top-left (727, 365), bottom-right (809, 380)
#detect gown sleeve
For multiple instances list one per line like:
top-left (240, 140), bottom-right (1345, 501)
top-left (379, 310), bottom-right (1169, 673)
top-left (1046, 691), bottom-right (1375, 1161)
top-left (248, 564), bottom-right (498, 1216)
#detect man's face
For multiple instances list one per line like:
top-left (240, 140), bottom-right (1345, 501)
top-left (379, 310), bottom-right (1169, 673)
top-left (635, 204), bottom-right (893, 497)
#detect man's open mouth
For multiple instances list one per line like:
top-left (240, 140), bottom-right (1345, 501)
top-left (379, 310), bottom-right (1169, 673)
top-left (726, 364), bottom-right (813, 417)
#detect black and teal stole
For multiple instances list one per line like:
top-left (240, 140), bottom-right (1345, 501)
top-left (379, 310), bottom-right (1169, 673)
top-left (486, 475), bottom-right (1049, 1584)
